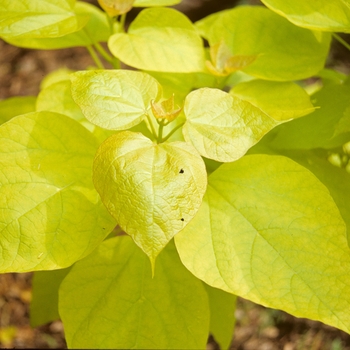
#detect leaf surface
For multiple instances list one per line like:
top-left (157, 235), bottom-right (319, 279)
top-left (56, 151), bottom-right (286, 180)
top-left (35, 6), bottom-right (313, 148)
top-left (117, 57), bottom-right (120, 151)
top-left (175, 154), bottom-right (350, 334)
top-left (93, 131), bottom-right (207, 263)
top-left (134, 0), bottom-right (181, 6)
top-left (3, 2), bottom-right (110, 49)
top-left (108, 8), bottom-right (205, 72)
top-left (71, 70), bottom-right (161, 130)
top-left (0, 96), bottom-right (36, 125)
top-left (0, 112), bottom-right (116, 272)
top-left (196, 6), bottom-right (331, 81)
top-left (59, 236), bottom-right (209, 349)
top-left (231, 80), bottom-right (315, 121)
top-left (183, 88), bottom-right (285, 162)
top-left (0, 0), bottom-right (86, 39)
top-left (261, 0), bottom-right (350, 33)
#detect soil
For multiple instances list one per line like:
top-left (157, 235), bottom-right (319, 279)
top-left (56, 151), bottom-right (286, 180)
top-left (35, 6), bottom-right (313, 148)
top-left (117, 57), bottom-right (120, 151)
top-left (1, 1), bottom-right (350, 349)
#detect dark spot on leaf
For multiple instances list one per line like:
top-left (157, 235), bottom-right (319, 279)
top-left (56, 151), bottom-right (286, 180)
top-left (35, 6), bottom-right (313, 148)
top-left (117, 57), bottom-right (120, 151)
top-left (181, 218), bottom-right (184, 221)
top-left (179, 169), bottom-right (184, 174)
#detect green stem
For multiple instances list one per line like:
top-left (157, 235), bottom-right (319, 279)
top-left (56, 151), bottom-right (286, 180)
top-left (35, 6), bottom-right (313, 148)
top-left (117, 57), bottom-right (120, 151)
top-left (333, 33), bottom-right (350, 51)
top-left (94, 42), bottom-right (113, 63)
top-left (146, 114), bottom-right (158, 140)
top-left (119, 13), bottom-right (127, 33)
top-left (162, 122), bottom-right (185, 142)
top-left (86, 45), bottom-right (105, 69)
top-left (157, 120), bottom-right (165, 143)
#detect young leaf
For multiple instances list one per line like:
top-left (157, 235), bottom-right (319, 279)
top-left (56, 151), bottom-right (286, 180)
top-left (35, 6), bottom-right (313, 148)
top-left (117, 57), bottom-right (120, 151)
top-left (30, 268), bottom-right (71, 327)
top-left (134, 0), bottom-right (181, 6)
top-left (97, 0), bottom-right (135, 17)
top-left (196, 6), bottom-right (331, 81)
top-left (231, 80), bottom-right (315, 121)
top-left (92, 131), bottom-right (207, 264)
top-left (3, 2), bottom-right (110, 49)
top-left (108, 8), bottom-right (205, 72)
top-left (204, 283), bottom-right (236, 350)
top-left (182, 88), bottom-right (286, 162)
top-left (0, 112), bottom-right (116, 272)
top-left (0, 0), bottom-right (87, 39)
top-left (271, 81), bottom-right (350, 150)
top-left (59, 236), bottom-right (210, 349)
top-left (261, 0), bottom-right (350, 33)
top-left (175, 154), bottom-right (350, 334)
top-left (71, 70), bottom-right (161, 130)
top-left (0, 96), bottom-right (36, 125)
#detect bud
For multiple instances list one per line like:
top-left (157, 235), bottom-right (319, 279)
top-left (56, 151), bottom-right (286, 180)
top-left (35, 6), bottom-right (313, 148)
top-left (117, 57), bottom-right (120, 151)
top-left (97, 0), bottom-right (135, 17)
top-left (151, 95), bottom-right (182, 122)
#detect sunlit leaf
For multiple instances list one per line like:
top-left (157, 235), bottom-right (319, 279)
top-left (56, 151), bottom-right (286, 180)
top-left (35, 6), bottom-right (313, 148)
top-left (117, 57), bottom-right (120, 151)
top-left (93, 131), bottom-right (207, 264)
top-left (108, 7), bottom-right (205, 72)
top-left (261, 0), bottom-right (350, 33)
top-left (59, 236), bottom-right (209, 349)
top-left (71, 70), bottom-right (161, 130)
top-left (183, 88), bottom-right (286, 162)
top-left (0, 112), bottom-right (116, 272)
top-left (196, 6), bottom-right (331, 81)
top-left (97, 0), bottom-right (135, 17)
top-left (175, 154), bottom-right (350, 334)
top-left (0, 96), bottom-right (36, 125)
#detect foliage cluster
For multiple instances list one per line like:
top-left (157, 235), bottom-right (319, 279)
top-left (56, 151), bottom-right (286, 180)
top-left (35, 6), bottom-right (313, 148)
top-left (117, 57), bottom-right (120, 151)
top-left (0, 0), bottom-right (350, 348)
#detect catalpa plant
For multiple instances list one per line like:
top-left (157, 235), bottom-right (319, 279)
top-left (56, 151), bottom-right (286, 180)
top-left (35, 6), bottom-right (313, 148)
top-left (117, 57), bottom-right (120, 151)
top-left (0, 0), bottom-right (350, 348)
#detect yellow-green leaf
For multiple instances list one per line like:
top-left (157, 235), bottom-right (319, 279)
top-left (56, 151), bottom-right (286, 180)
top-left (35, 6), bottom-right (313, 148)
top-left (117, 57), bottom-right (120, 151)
top-left (196, 6), bottom-right (331, 81)
top-left (175, 154), bottom-right (350, 334)
top-left (71, 70), bottom-right (161, 130)
top-left (261, 0), bottom-right (350, 33)
top-left (231, 80), bottom-right (315, 121)
top-left (0, 0), bottom-right (87, 39)
top-left (0, 112), bottom-right (116, 272)
top-left (183, 88), bottom-right (285, 162)
top-left (134, 0), bottom-right (181, 6)
top-left (108, 7), bottom-right (205, 72)
top-left (3, 2), bottom-right (110, 49)
top-left (93, 131), bottom-right (207, 263)
top-left (0, 96), bottom-right (36, 125)
top-left (59, 236), bottom-right (210, 349)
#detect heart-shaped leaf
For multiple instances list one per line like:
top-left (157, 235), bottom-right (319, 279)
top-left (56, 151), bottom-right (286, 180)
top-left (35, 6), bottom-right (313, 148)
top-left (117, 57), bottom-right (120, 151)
top-left (93, 131), bottom-right (207, 264)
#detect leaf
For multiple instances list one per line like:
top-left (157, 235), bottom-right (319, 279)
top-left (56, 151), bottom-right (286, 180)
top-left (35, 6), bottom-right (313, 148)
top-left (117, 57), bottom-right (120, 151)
top-left (182, 88), bottom-right (286, 162)
top-left (196, 6), bottom-right (331, 81)
top-left (175, 154), bottom-right (350, 334)
top-left (97, 0), bottom-right (135, 16)
top-left (71, 70), bottom-right (161, 130)
top-left (0, 112), bottom-right (116, 272)
top-left (59, 236), bottom-right (210, 349)
top-left (3, 2), bottom-right (110, 49)
top-left (231, 80), bottom-right (316, 121)
top-left (333, 105), bottom-right (350, 138)
top-left (108, 7), bottom-right (205, 72)
top-left (134, 0), bottom-right (181, 6)
top-left (0, 0), bottom-right (87, 39)
top-left (30, 268), bottom-right (71, 327)
top-left (261, 0), bottom-right (350, 33)
top-left (271, 81), bottom-right (350, 150)
top-left (204, 283), bottom-right (236, 350)
top-left (0, 96), bottom-right (36, 125)
top-left (92, 131), bottom-right (207, 264)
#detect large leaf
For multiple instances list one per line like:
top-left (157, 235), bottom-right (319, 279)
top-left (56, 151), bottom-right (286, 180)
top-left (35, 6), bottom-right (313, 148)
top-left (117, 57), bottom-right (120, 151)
top-left (182, 88), bottom-right (286, 162)
top-left (134, 0), bottom-right (181, 6)
top-left (71, 70), bottom-right (161, 130)
top-left (108, 7), bottom-right (205, 72)
top-left (231, 80), bottom-right (315, 121)
top-left (196, 6), bottom-right (331, 81)
top-left (175, 154), bottom-right (350, 334)
top-left (261, 0), bottom-right (350, 33)
top-left (204, 283), bottom-right (236, 350)
top-left (0, 112), bottom-right (116, 272)
top-left (0, 96), bottom-right (36, 125)
top-left (59, 236), bottom-right (210, 349)
top-left (30, 268), bottom-right (71, 327)
top-left (271, 81), bottom-right (350, 150)
top-left (0, 0), bottom-right (86, 39)
top-left (93, 131), bottom-right (207, 264)
top-left (3, 2), bottom-right (110, 49)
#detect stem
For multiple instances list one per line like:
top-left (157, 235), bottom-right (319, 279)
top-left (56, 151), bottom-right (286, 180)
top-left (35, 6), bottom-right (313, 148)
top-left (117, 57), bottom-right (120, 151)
top-left (86, 45), bottom-right (105, 69)
top-left (162, 122), bottom-right (185, 142)
top-left (94, 42), bottom-right (113, 63)
top-left (333, 33), bottom-right (350, 51)
top-left (119, 13), bottom-right (127, 33)
top-left (157, 120), bottom-right (165, 143)
top-left (146, 114), bottom-right (158, 140)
